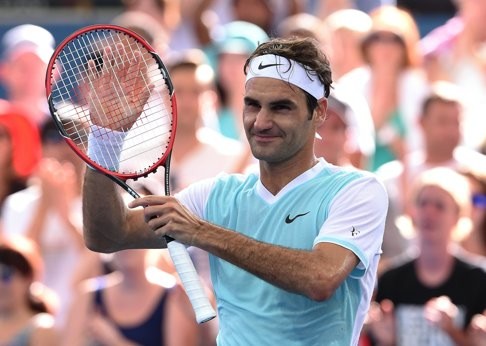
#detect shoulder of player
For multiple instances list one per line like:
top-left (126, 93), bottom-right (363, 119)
top-left (325, 165), bottom-right (387, 195)
top-left (175, 172), bottom-right (256, 213)
top-left (187, 171), bottom-right (256, 190)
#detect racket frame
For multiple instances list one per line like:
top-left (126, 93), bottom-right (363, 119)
top-left (45, 24), bottom-right (177, 181)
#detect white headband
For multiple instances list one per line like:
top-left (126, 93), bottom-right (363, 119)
top-left (245, 54), bottom-right (327, 100)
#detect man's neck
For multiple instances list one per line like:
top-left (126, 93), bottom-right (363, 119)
top-left (259, 156), bottom-right (319, 195)
top-left (424, 148), bottom-right (454, 165)
top-left (416, 244), bottom-right (454, 286)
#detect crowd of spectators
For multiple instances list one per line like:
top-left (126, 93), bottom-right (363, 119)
top-left (1, 0), bottom-right (486, 345)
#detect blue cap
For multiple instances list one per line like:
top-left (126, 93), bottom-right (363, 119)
top-left (215, 21), bottom-right (269, 55)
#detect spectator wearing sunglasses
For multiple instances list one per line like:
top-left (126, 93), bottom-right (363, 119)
top-left (459, 167), bottom-right (486, 258)
top-left (0, 234), bottom-right (58, 345)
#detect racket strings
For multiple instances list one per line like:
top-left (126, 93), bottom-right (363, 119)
top-left (49, 28), bottom-right (174, 175)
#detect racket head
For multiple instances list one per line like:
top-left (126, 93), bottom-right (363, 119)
top-left (45, 24), bottom-right (177, 180)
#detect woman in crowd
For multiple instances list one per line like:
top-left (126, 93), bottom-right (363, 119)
top-left (63, 248), bottom-right (213, 345)
top-left (0, 234), bottom-right (58, 345)
top-left (339, 5), bottom-right (429, 171)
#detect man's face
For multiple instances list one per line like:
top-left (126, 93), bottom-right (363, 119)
top-left (243, 77), bottom-right (320, 164)
top-left (420, 100), bottom-right (461, 154)
top-left (170, 66), bottom-right (212, 129)
top-left (1, 51), bottom-right (47, 98)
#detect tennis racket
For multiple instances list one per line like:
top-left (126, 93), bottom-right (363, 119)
top-left (45, 24), bottom-right (216, 323)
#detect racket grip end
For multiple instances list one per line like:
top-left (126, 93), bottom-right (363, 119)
top-left (196, 308), bottom-right (217, 324)
top-left (166, 241), bottom-right (216, 324)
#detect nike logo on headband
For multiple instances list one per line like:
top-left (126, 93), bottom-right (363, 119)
top-left (258, 62), bottom-right (283, 70)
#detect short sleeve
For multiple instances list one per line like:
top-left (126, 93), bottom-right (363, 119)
top-left (174, 177), bottom-right (218, 217)
top-left (314, 175), bottom-right (388, 277)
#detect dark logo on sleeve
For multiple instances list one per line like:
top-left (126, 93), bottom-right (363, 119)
top-left (351, 227), bottom-right (360, 237)
top-left (285, 211), bottom-right (310, 224)
top-left (258, 62), bottom-right (283, 70)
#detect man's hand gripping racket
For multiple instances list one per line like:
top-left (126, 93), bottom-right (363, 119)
top-left (45, 25), bottom-right (216, 323)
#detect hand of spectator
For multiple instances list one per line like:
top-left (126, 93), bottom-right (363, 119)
top-left (366, 299), bottom-right (396, 346)
top-left (468, 310), bottom-right (486, 346)
top-left (424, 295), bottom-right (458, 332)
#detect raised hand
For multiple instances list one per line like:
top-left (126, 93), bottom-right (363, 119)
top-left (87, 43), bottom-right (154, 132)
top-left (424, 296), bottom-right (458, 331)
top-left (366, 299), bottom-right (396, 345)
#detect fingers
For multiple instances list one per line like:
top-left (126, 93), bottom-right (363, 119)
top-left (128, 195), bottom-right (174, 209)
top-left (380, 299), bottom-right (394, 315)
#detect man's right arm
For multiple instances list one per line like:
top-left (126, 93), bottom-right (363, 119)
top-left (82, 168), bottom-right (167, 253)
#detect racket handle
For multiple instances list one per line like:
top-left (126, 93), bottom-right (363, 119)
top-left (166, 240), bottom-right (217, 323)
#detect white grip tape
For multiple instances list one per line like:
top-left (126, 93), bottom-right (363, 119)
top-left (167, 241), bottom-right (216, 323)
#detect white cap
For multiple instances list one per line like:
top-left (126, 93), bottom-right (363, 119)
top-left (325, 9), bottom-right (372, 34)
top-left (2, 24), bottom-right (55, 64)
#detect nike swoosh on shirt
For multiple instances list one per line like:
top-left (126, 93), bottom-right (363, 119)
top-left (285, 211), bottom-right (310, 224)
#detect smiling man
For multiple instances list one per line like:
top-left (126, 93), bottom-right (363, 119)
top-left (82, 37), bottom-right (388, 345)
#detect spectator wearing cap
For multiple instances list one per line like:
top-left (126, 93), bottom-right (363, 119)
top-left (206, 21), bottom-right (269, 141)
top-left (0, 234), bottom-right (59, 345)
top-left (0, 100), bottom-right (41, 212)
top-left (0, 24), bottom-right (55, 127)
top-left (1, 119), bottom-right (86, 328)
top-left (314, 84), bottom-right (375, 170)
top-left (315, 91), bottom-right (354, 168)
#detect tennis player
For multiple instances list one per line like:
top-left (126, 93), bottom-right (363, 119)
top-left (83, 36), bottom-right (388, 345)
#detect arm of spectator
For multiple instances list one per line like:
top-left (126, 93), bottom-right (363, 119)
top-left (61, 284), bottom-right (94, 346)
top-left (165, 282), bottom-right (209, 346)
top-left (27, 158), bottom-right (84, 248)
